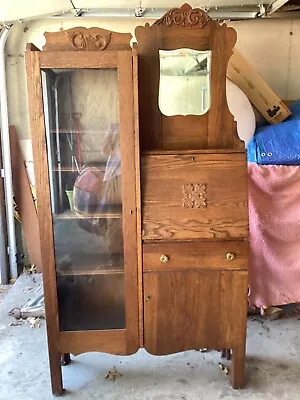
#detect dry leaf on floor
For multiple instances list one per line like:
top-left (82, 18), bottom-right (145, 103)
top-left (9, 319), bottom-right (26, 327)
top-left (263, 306), bottom-right (282, 320)
top-left (219, 363), bottom-right (229, 375)
top-left (105, 367), bottom-right (121, 381)
top-left (23, 287), bottom-right (33, 293)
top-left (27, 317), bottom-right (41, 328)
top-left (23, 264), bottom-right (37, 275)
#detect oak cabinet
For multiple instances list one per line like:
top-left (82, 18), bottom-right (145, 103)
top-left (26, 29), bottom-right (140, 395)
top-left (136, 3), bottom-right (249, 390)
top-left (26, 4), bottom-right (248, 396)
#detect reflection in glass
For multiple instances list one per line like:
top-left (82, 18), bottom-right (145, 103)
top-left (159, 49), bottom-right (211, 116)
top-left (42, 69), bottom-right (125, 331)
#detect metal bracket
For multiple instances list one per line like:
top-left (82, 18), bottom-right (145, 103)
top-left (70, 8), bottom-right (83, 17)
top-left (3, 22), bottom-right (13, 30)
top-left (135, 7), bottom-right (146, 17)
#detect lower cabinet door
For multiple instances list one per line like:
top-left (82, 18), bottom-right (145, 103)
top-left (143, 270), bottom-right (248, 355)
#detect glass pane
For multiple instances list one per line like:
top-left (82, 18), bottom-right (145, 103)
top-left (42, 68), bottom-right (125, 331)
top-left (159, 49), bottom-right (211, 116)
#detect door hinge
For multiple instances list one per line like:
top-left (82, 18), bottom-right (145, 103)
top-left (1, 169), bottom-right (4, 178)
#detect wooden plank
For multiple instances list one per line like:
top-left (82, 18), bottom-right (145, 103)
top-left (132, 45), bottom-right (144, 349)
top-left (9, 126), bottom-right (42, 271)
top-left (118, 50), bottom-right (140, 354)
top-left (25, 49), bottom-right (63, 395)
top-left (53, 208), bottom-right (122, 220)
top-left (58, 330), bottom-right (128, 355)
top-left (39, 51), bottom-right (118, 69)
top-left (227, 48), bottom-right (291, 124)
top-left (58, 268), bottom-right (124, 276)
top-left (26, 43), bottom-right (40, 51)
top-left (143, 241), bottom-right (248, 272)
top-left (143, 149), bottom-right (245, 155)
top-left (220, 270), bottom-right (248, 388)
top-left (141, 153), bottom-right (248, 241)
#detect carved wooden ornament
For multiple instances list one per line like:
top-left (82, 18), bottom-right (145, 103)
top-left (42, 27), bottom-right (132, 51)
top-left (154, 3), bottom-right (211, 28)
top-left (182, 184), bottom-right (207, 208)
top-left (66, 30), bottom-right (111, 51)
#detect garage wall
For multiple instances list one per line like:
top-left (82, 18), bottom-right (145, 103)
top-left (5, 17), bottom-right (300, 161)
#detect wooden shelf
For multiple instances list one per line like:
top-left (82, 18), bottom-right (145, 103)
top-left (51, 130), bottom-right (111, 135)
top-left (53, 206), bottom-right (122, 220)
top-left (56, 253), bottom-right (124, 276)
top-left (52, 162), bottom-right (107, 172)
top-left (57, 267), bottom-right (124, 276)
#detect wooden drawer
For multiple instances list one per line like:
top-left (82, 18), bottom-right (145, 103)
top-left (143, 241), bottom-right (248, 272)
top-left (141, 153), bottom-right (248, 241)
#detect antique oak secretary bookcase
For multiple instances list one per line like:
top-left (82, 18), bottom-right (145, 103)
top-left (25, 4), bottom-right (249, 395)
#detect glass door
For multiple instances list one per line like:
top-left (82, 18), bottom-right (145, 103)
top-left (42, 67), bottom-right (126, 331)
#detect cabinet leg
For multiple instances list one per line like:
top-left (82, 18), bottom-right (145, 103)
top-left (49, 350), bottom-right (64, 396)
top-left (231, 345), bottom-right (246, 389)
top-left (61, 353), bottom-right (71, 366)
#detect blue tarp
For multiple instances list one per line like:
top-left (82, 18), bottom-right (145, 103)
top-left (247, 101), bottom-right (300, 165)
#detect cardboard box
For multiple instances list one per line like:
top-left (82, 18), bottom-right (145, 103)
top-left (227, 49), bottom-right (291, 124)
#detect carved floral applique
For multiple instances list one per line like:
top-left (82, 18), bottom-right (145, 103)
top-left (182, 183), bottom-right (207, 208)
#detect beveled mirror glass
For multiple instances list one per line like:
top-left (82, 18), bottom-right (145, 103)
top-left (159, 49), bottom-right (211, 116)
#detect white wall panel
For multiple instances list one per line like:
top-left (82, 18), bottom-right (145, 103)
top-left (231, 19), bottom-right (293, 99)
top-left (288, 20), bottom-right (300, 100)
top-left (0, 0), bottom-right (70, 22)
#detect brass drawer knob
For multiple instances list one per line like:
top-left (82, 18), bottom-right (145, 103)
top-left (226, 252), bottom-right (236, 261)
top-left (160, 254), bottom-right (169, 263)
top-left (145, 295), bottom-right (151, 302)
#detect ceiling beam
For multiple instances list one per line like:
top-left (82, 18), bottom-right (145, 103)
top-left (51, 6), bottom-right (261, 21)
top-left (267, 0), bottom-right (290, 15)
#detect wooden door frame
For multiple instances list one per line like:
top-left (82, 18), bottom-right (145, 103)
top-left (25, 47), bottom-right (140, 356)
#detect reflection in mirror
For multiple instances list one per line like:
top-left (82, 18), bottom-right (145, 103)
top-left (159, 49), bottom-right (211, 116)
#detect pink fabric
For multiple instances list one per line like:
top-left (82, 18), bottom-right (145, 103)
top-left (248, 163), bottom-right (300, 308)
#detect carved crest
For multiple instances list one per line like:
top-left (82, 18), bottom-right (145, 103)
top-left (66, 29), bottom-right (111, 51)
top-left (154, 3), bottom-right (211, 28)
top-left (183, 183), bottom-right (207, 208)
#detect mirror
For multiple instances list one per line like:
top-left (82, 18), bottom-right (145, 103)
top-left (159, 49), bottom-right (211, 116)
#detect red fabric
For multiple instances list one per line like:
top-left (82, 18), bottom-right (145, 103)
top-left (248, 163), bottom-right (300, 308)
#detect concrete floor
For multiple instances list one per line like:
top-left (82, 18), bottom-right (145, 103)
top-left (0, 284), bottom-right (11, 303)
top-left (0, 274), bottom-right (300, 400)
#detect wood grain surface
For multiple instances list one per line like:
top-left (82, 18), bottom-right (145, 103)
top-left (143, 241), bottom-right (248, 272)
top-left (58, 330), bottom-right (128, 355)
top-left (142, 153), bottom-right (248, 240)
top-left (43, 27), bottom-right (132, 52)
top-left (118, 51), bottom-right (140, 354)
top-left (25, 48), bottom-right (63, 396)
top-left (143, 270), bottom-right (248, 355)
top-left (9, 125), bottom-right (42, 270)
